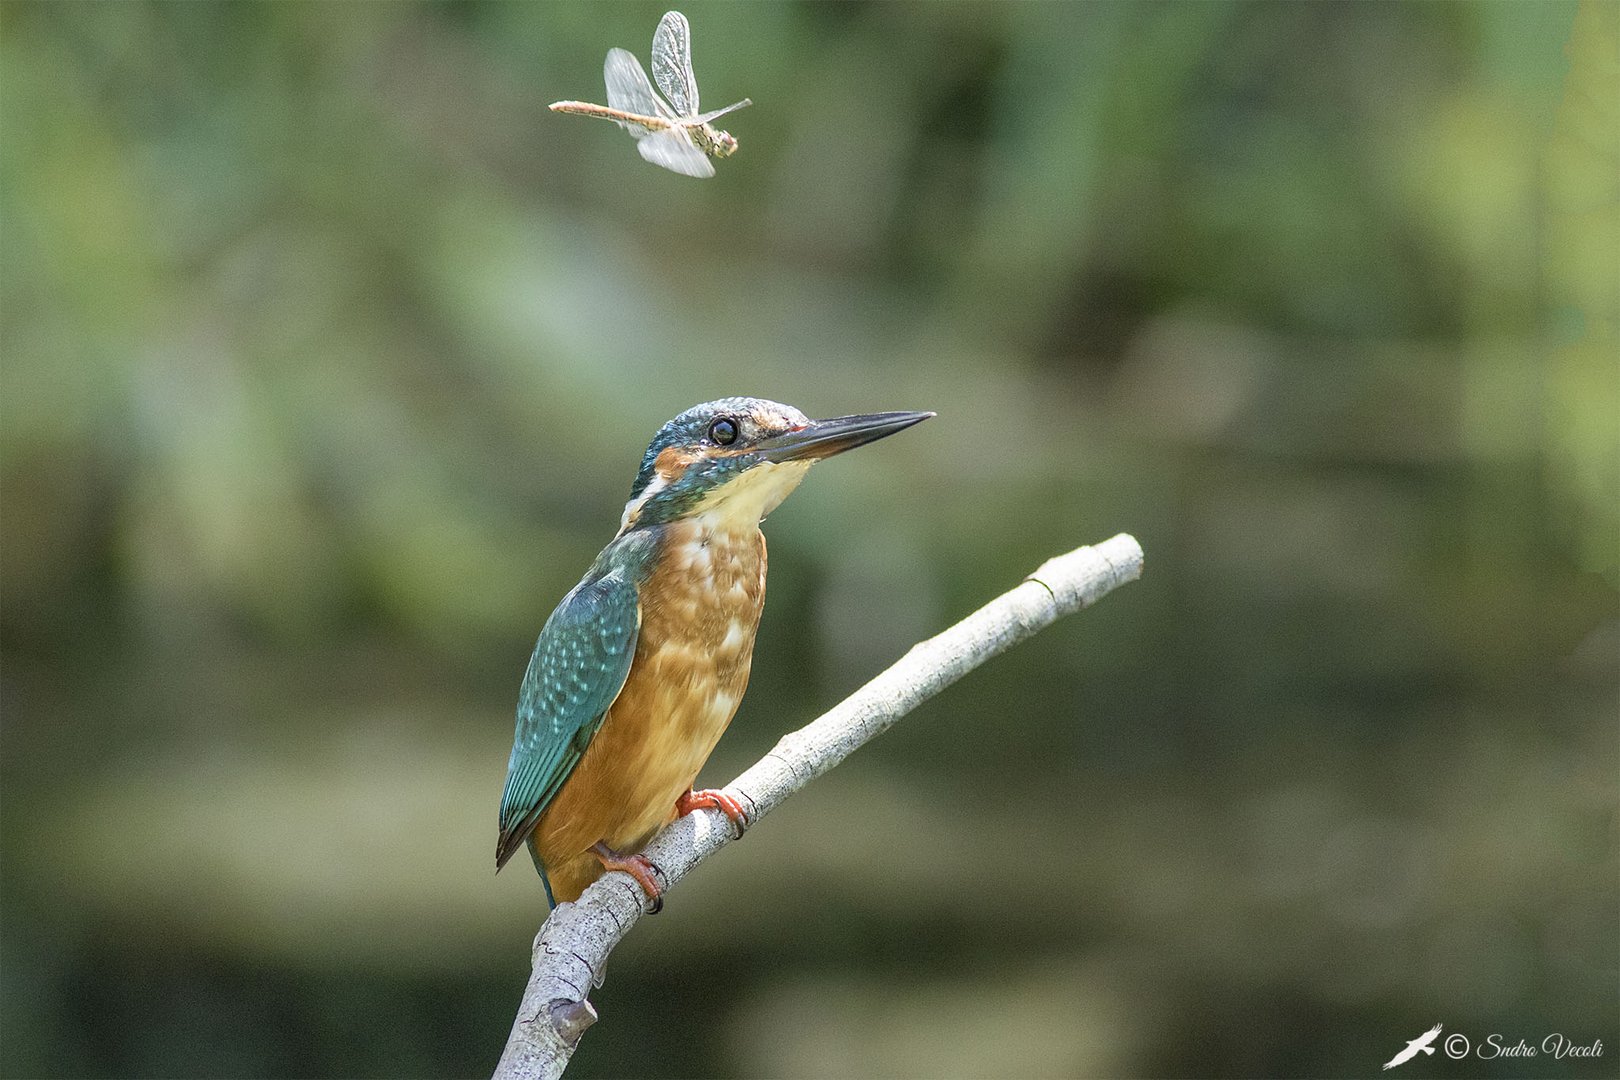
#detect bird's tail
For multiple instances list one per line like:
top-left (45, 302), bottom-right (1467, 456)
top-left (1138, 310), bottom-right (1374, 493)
top-left (527, 835), bottom-right (558, 908)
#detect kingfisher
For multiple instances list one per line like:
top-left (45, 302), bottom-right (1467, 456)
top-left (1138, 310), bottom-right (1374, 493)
top-left (497, 398), bottom-right (932, 908)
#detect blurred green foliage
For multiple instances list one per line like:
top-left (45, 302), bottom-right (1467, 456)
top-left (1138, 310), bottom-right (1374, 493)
top-left (2, 2), bottom-right (1615, 1078)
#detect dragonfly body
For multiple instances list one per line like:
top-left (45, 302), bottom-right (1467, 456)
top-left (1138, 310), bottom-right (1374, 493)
top-left (549, 99), bottom-right (742, 160)
top-left (549, 12), bottom-right (750, 178)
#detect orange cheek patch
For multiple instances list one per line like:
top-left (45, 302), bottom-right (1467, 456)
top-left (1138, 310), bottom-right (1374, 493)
top-left (653, 445), bottom-right (701, 482)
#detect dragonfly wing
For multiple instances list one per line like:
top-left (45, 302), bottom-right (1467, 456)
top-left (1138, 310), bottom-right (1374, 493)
top-left (604, 47), bottom-right (674, 128)
top-left (637, 127), bottom-right (714, 178)
top-left (651, 10), bottom-right (699, 117)
top-left (692, 98), bottom-right (752, 125)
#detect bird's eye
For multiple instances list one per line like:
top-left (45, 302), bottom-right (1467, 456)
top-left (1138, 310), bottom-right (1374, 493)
top-left (709, 417), bottom-right (739, 445)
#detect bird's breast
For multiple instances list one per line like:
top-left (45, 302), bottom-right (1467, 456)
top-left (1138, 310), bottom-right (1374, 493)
top-left (633, 520), bottom-right (767, 754)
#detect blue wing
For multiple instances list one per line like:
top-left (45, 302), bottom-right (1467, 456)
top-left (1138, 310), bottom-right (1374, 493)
top-left (497, 570), bottom-right (640, 879)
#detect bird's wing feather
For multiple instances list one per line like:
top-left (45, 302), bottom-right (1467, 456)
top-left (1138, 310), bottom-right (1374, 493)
top-left (496, 571), bottom-right (640, 871)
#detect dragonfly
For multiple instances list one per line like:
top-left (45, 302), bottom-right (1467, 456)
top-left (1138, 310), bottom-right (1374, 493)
top-left (549, 11), bottom-right (752, 179)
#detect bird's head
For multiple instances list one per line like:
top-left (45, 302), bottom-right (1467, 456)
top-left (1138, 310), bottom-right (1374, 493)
top-left (618, 397), bottom-right (932, 533)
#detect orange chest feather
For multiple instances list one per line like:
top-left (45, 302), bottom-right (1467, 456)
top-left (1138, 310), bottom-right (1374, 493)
top-left (620, 521), bottom-right (767, 766)
top-left (638, 521), bottom-right (768, 667)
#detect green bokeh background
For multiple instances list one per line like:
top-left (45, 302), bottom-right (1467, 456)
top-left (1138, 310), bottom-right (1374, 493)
top-left (2, 2), bottom-right (1616, 1077)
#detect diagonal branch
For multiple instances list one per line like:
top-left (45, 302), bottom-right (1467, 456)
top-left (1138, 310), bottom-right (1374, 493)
top-left (491, 533), bottom-right (1145, 1080)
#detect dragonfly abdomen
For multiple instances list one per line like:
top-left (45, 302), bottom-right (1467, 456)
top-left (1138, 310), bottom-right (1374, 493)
top-left (548, 101), bottom-right (674, 132)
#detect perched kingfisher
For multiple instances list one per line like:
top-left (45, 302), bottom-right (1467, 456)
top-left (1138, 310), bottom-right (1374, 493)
top-left (497, 398), bottom-right (932, 908)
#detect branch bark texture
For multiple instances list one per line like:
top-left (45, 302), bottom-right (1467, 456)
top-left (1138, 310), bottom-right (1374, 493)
top-left (492, 532), bottom-right (1144, 1080)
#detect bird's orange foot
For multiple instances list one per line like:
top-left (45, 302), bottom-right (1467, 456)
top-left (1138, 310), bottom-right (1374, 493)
top-left (676, 788), bottom-right (749, 837)
top-left (589, 841), bottom-right (665, 914)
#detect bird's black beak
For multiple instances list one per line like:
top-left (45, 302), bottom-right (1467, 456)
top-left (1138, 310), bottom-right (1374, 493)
top-left (755, 411), bottom-right (934, 463)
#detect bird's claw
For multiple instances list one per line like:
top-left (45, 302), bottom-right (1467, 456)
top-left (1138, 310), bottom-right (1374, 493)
top-left (589, 841), bottom-right (665, 914)
top-left (677, 788), bottom-right (749, 837)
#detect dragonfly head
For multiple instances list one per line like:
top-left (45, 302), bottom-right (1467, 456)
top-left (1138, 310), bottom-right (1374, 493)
top-left (709, 127), bottom-right (739, 157)
top-left (618, 398), bottom-right (932, 532)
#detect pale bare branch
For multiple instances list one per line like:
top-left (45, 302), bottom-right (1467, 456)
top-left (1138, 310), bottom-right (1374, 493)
top-left (492, 533), bottom-right (1145, 1080)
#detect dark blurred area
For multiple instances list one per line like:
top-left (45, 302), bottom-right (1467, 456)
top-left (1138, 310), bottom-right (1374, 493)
top-left (2, 2), bottom-right (1615, 1077)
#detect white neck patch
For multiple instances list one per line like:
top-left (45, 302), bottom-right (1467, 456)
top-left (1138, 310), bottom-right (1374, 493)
top-left (619, 471), bottom-right (671, 532)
